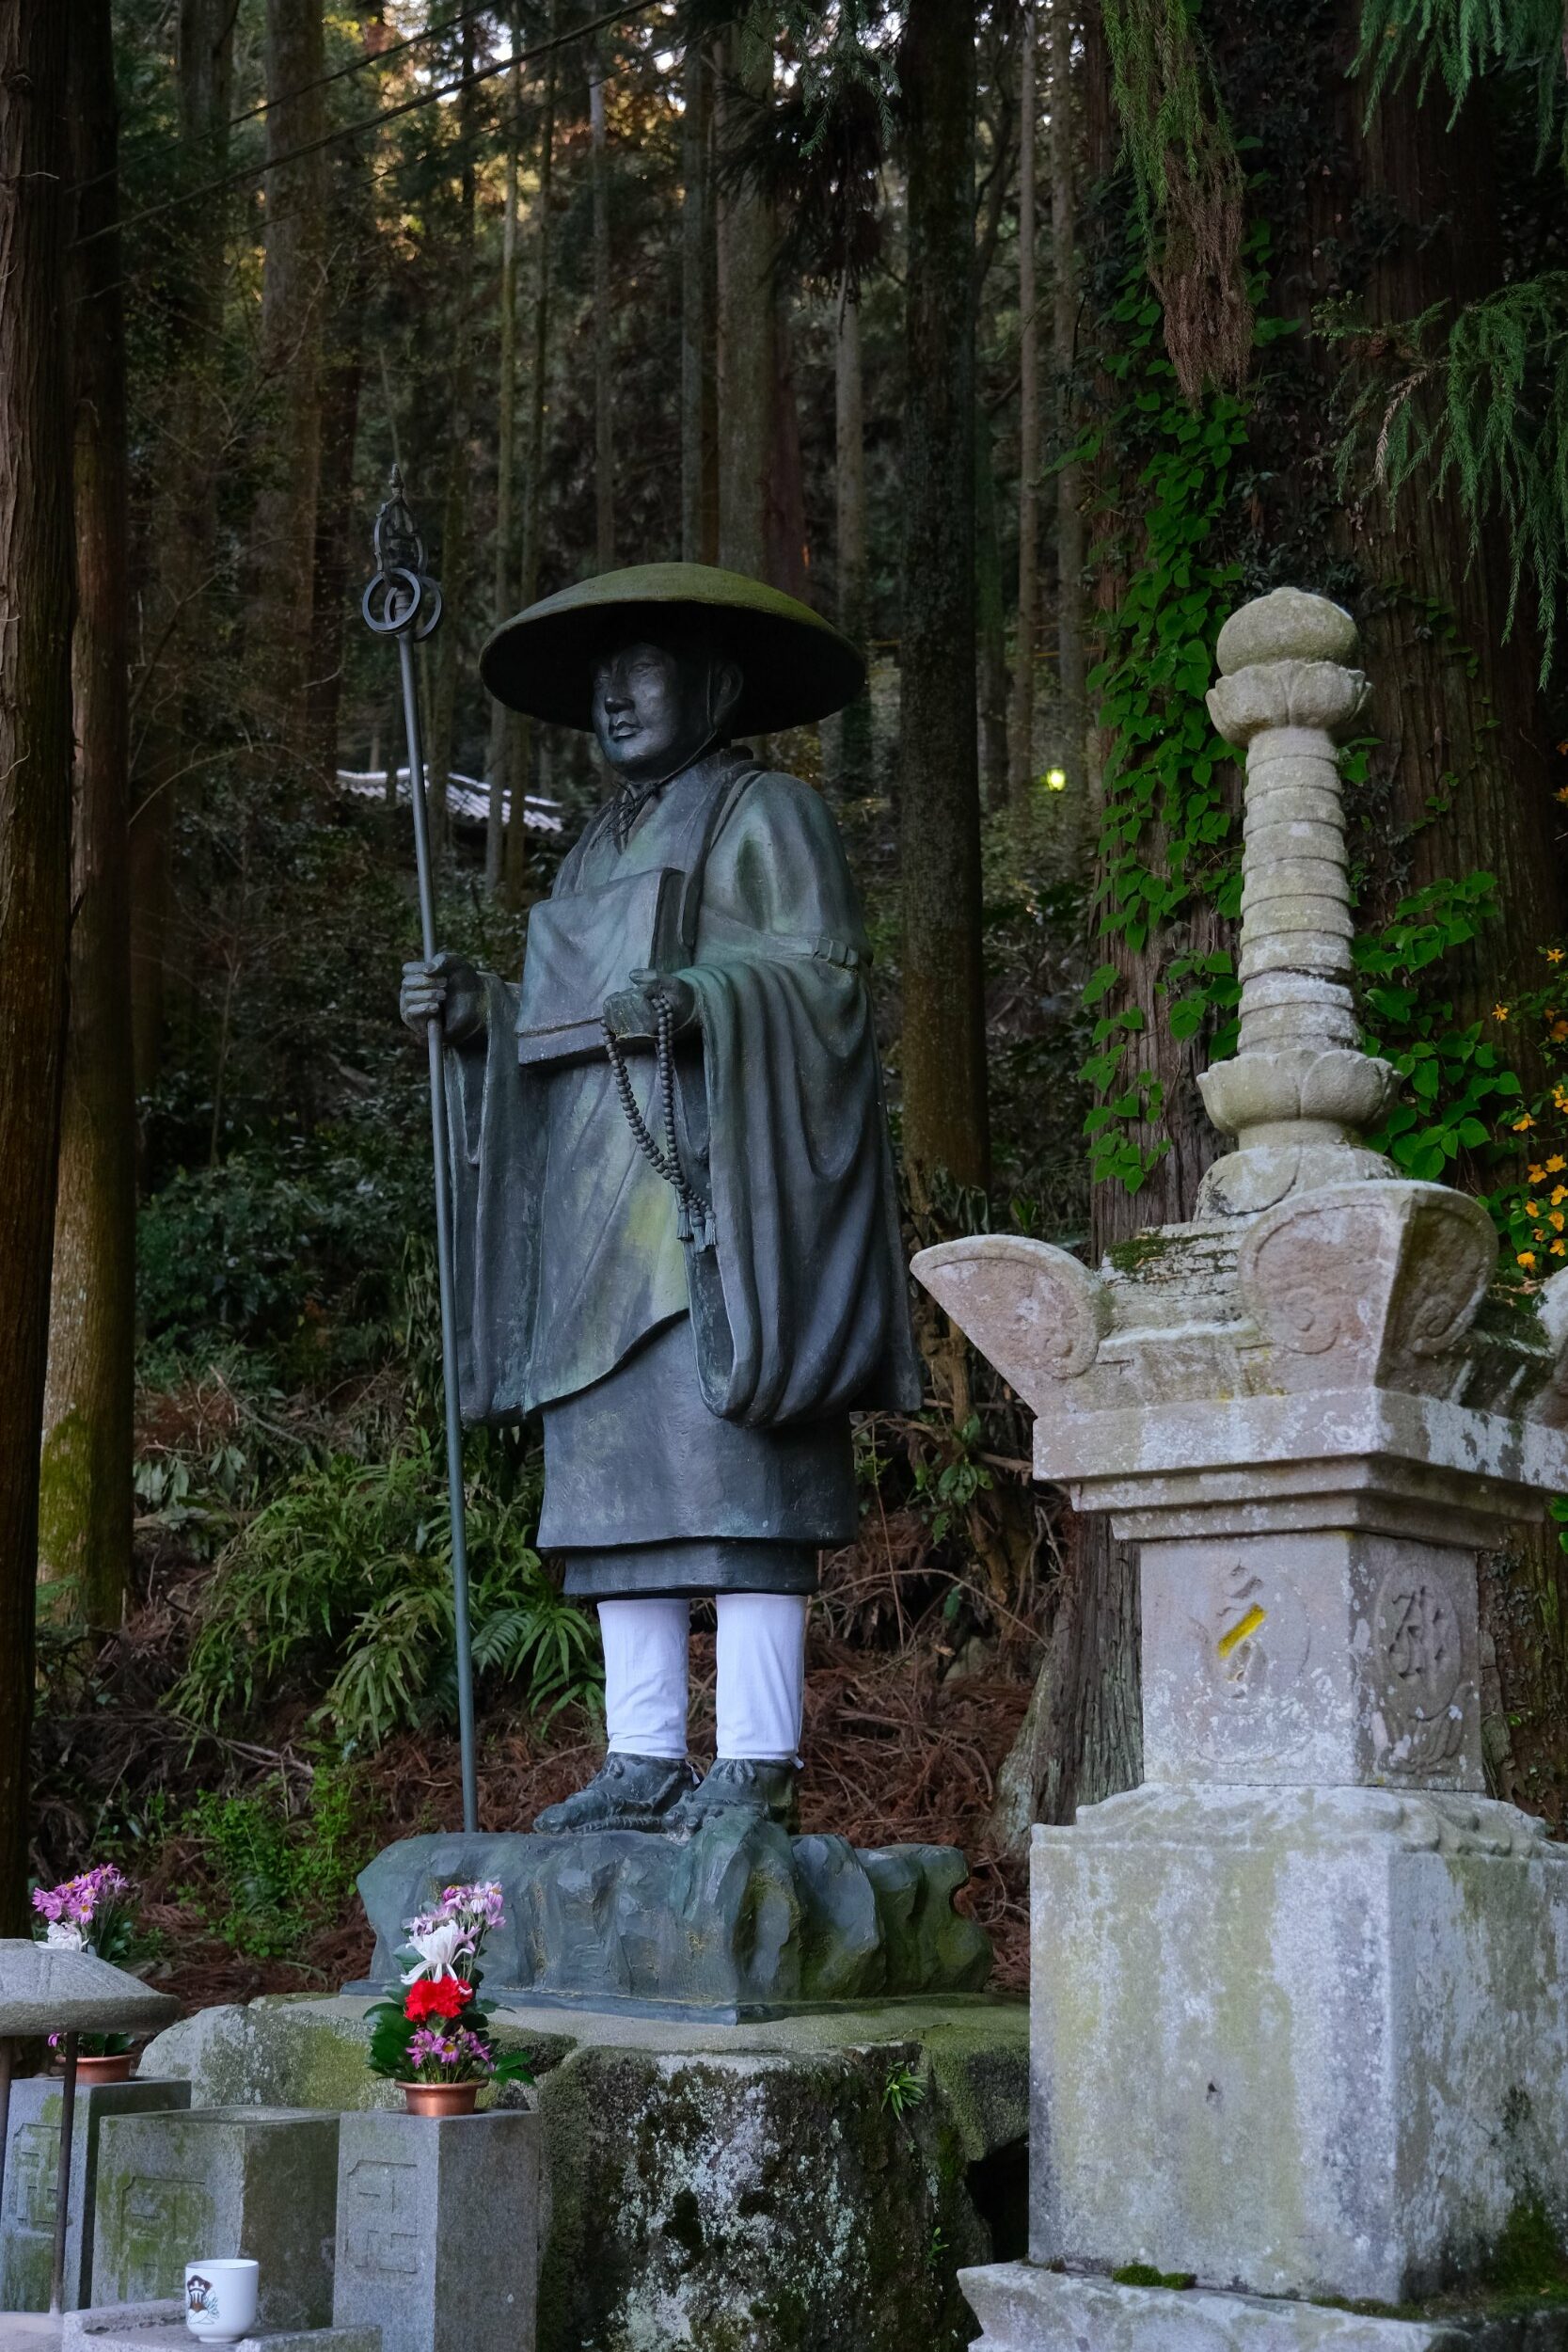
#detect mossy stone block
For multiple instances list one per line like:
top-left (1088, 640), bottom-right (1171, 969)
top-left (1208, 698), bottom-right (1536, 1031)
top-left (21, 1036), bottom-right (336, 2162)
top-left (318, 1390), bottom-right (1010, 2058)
top-left (0, 2076), bottom-right (190, 2312)
top-left (144, 1992), bottom-right (1029, 2352)
top-left (92, 2107), bottom-right (340, 2330)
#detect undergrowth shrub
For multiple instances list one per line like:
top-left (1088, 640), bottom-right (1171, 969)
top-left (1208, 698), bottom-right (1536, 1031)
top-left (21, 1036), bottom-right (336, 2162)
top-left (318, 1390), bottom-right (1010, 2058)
top-left (174, 1433), bottom-right (601, 1751)
top-left (137, 1127), bottom-right (420, 1361)
top-left (183, 1766), bottom-right (362, 1959)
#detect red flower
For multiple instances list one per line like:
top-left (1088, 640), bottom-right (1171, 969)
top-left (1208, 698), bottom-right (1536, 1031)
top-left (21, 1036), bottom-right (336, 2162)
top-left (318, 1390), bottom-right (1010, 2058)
top-left (404, 1977), bottom-right (473, 2024)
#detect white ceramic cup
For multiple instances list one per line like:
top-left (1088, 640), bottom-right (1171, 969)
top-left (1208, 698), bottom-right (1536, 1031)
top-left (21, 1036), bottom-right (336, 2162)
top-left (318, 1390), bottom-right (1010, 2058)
top-left (183, 2258), bottom-right (260, 2344)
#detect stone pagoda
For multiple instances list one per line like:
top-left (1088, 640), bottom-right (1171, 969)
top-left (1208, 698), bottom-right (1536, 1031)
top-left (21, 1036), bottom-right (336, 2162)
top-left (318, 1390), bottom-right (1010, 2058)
top-left (915, 590), bottom-right (1568, 2347)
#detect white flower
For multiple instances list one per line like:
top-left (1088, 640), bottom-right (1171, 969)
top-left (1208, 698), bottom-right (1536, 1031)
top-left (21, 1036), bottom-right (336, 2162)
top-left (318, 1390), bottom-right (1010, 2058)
top-left (400, 1918), bottom-right (473, 1983)
top-left (46, 1922), bottom-right (85, 1951)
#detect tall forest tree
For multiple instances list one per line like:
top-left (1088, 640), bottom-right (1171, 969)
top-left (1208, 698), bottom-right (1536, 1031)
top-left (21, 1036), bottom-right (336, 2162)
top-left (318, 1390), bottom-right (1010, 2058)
top-left (1009, 0), bottom-right (1040, 799)
top-left (426, 16), bottom-right (480, 862)
top-left (1051, 0), bottom-right (1085, 788)
top-left (131, 0), bottom-right (237, 1094)
top-left (897, 0), bottom-right (990, 1200)
top-left (590, 34), bottom-right (616, 568)
top-left (248, 0), bottom-right (328, 757)
top-left (306, 96), bottom-right (375, 791)
top-left (834, 282), bottom-right (873, 796)
top-left (503, 8), bottom-right (558, 911)
top-left (0, 0), bottom-right (73, 1928)
top-left (487, 8), bottom-right (525, 891)
top-left (716, 13), bottom-right (776, 580)
top-left (40, 0), bottom-right (135, 1633)
top-left (681, 29), bottom-right (718, 565)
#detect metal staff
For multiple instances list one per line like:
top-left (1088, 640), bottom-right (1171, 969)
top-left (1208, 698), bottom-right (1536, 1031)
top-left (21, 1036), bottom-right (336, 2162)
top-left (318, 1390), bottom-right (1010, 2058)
top-left (362, 470), bottom-right (479, 1835)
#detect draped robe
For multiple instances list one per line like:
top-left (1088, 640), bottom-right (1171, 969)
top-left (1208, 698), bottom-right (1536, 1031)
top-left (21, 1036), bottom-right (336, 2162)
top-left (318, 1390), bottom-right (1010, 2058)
top-left (444, 745), bottom-right (921, 1599)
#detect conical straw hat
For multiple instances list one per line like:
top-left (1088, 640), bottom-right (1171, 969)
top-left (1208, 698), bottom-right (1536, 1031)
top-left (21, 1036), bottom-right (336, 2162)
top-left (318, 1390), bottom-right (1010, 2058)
top-left (480, 562), bottom-right (865, 735)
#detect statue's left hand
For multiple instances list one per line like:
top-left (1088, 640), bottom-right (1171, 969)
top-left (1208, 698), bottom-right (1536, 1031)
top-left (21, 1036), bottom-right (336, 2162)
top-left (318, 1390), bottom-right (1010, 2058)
top-left (603, 971), bottom-right (698, 1041)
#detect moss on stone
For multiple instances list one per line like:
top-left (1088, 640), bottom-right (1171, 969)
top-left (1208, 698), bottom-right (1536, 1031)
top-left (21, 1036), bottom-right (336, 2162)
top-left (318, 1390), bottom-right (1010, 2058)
top-left (1481, 2201), bottom-right (1568, 2307)
top-left (1307, 2199), bottom-right (1568, 2326)
top-left (1107, 1232), bottom-right (1184, 1275)
top-left (921, 2007), bottom-right (1029, 2161)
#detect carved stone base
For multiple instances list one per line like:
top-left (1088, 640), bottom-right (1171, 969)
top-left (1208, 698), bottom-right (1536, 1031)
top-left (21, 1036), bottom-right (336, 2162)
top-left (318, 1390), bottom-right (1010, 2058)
top-left (960, 2264), bottom-right (1568, 2350)
top-left (1030, 1787), bottom-right (1568, 2305)
top-left (1140, 1530), bottom-right (1483, 1788)
top-left (354, 1823), bottom-right (992, 2017)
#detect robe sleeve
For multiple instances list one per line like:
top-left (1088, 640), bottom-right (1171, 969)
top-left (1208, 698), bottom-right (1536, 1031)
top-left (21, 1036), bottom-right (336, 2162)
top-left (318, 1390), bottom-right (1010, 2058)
top-left (678, 771), bottom-right (924, 1426)
top-left (443, 971), bottom-right (545, 1424)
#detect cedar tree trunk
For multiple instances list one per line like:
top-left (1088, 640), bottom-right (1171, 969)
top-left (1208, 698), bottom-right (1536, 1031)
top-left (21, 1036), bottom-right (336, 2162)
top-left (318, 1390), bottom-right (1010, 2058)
top-left (486, 11), bottom-right (524, 891)
top-left (897, 0), bottom-right (990, 1199)
top-left (41, 0), bottom-right (135, 1632)
top-left (248, 0), bottom-right (327, 759)
top-left (0, 0), bottom-right (73, 1926)
top-left (503, 8), bottom-right (558, 912)
top-left (681, 34), bottom-right (719, 565)
top-left (130, 0), bottom-right (236, 1095)
top-left (590, 37), bottom-right (615, 569)
top-left (716, 17), bottom-right (775, 580)
top-left (1009, 0), bottom-right (1040, 799)
top-left (834, 282), bottom-right (874, 795)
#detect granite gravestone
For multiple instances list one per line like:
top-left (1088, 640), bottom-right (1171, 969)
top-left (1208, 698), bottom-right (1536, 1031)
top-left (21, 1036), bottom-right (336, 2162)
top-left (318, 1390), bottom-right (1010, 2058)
top-left (0, 2074), bottom-right (189, 2312)
top-left (92, 2109), bottom-right (340, 2331)
top-left (332, 2109), bottom-right (539, 2352)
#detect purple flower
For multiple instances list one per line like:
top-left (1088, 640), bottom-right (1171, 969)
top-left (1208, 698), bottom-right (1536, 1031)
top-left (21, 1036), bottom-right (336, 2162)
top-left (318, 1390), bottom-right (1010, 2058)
top-left (32, 1866), bottom-right (131, 1950)
top-left (441, 1882), bottom-right (503, 1927)
top-left (404, 2020), bottom-right (499, 2084)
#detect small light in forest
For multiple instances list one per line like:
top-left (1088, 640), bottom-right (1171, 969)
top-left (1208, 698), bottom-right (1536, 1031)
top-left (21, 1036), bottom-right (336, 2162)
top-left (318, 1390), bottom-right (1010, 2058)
top-left (1044, 768), bottom-right (1067, 791)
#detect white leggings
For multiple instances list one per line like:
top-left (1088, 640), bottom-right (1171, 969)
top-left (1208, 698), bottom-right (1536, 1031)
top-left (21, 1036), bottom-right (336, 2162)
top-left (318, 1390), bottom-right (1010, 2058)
top-left (597, 1593), bottom-right (808, 1763)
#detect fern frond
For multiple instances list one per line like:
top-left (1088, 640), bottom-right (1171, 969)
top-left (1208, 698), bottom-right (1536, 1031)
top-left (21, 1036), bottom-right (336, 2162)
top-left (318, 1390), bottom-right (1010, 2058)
top-left (171, 1429), bottom-right (599, 1750)
top-left (1334, 275), bottom-right (1568, 677)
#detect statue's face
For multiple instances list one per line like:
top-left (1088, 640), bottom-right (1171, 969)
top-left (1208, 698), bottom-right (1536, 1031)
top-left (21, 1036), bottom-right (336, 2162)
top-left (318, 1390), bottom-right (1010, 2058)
top-left (591, 639), bottom-right (714, 785)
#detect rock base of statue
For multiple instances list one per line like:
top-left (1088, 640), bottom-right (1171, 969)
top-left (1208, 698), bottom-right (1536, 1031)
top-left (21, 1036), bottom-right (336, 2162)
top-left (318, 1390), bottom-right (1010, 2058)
top-left (348, 1822), bottom-right (992, 2018)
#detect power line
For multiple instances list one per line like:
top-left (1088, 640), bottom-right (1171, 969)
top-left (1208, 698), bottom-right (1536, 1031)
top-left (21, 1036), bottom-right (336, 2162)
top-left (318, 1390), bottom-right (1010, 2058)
top-left (75, 2), bottom-right (657, 253)
top-left (108, 0), bottom-right (530, 178)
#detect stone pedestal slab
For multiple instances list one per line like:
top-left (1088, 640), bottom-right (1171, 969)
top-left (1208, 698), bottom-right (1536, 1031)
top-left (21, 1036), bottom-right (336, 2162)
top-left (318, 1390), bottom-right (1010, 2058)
top-left (1141, 1531), bottom-right (1482, 1788)
top-left (92, 2107), bottom-right (341, 2330)
top-left (331, 2109), bottom-right (538, 2352)
top-left (58, 2303), bottom-right (377, 2352)
top-left (0, 2076), bottom-right (190, 2312)
top-left (143, 1990), bottom-right (1030, 2352)
top-left (961, 2265), bottom-right (1568, 2350)
top-left (1029, 1788), bottom-right (1568, 2305)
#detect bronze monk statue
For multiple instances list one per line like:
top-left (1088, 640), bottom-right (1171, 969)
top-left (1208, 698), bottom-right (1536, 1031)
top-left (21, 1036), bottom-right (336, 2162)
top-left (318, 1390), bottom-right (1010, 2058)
top-left (400, 564), bottom-right (920, 1836)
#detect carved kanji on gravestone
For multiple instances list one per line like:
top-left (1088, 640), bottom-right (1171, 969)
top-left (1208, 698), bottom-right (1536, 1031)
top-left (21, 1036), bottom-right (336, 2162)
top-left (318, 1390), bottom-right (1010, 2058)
top-left (341, 2156), bottom-right (421, 2279)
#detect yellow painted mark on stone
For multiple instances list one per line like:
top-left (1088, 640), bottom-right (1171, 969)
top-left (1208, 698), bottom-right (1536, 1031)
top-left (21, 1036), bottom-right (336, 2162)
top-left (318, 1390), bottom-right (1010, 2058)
top-left (1218, 1603), bottom-right (1266, 1659)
